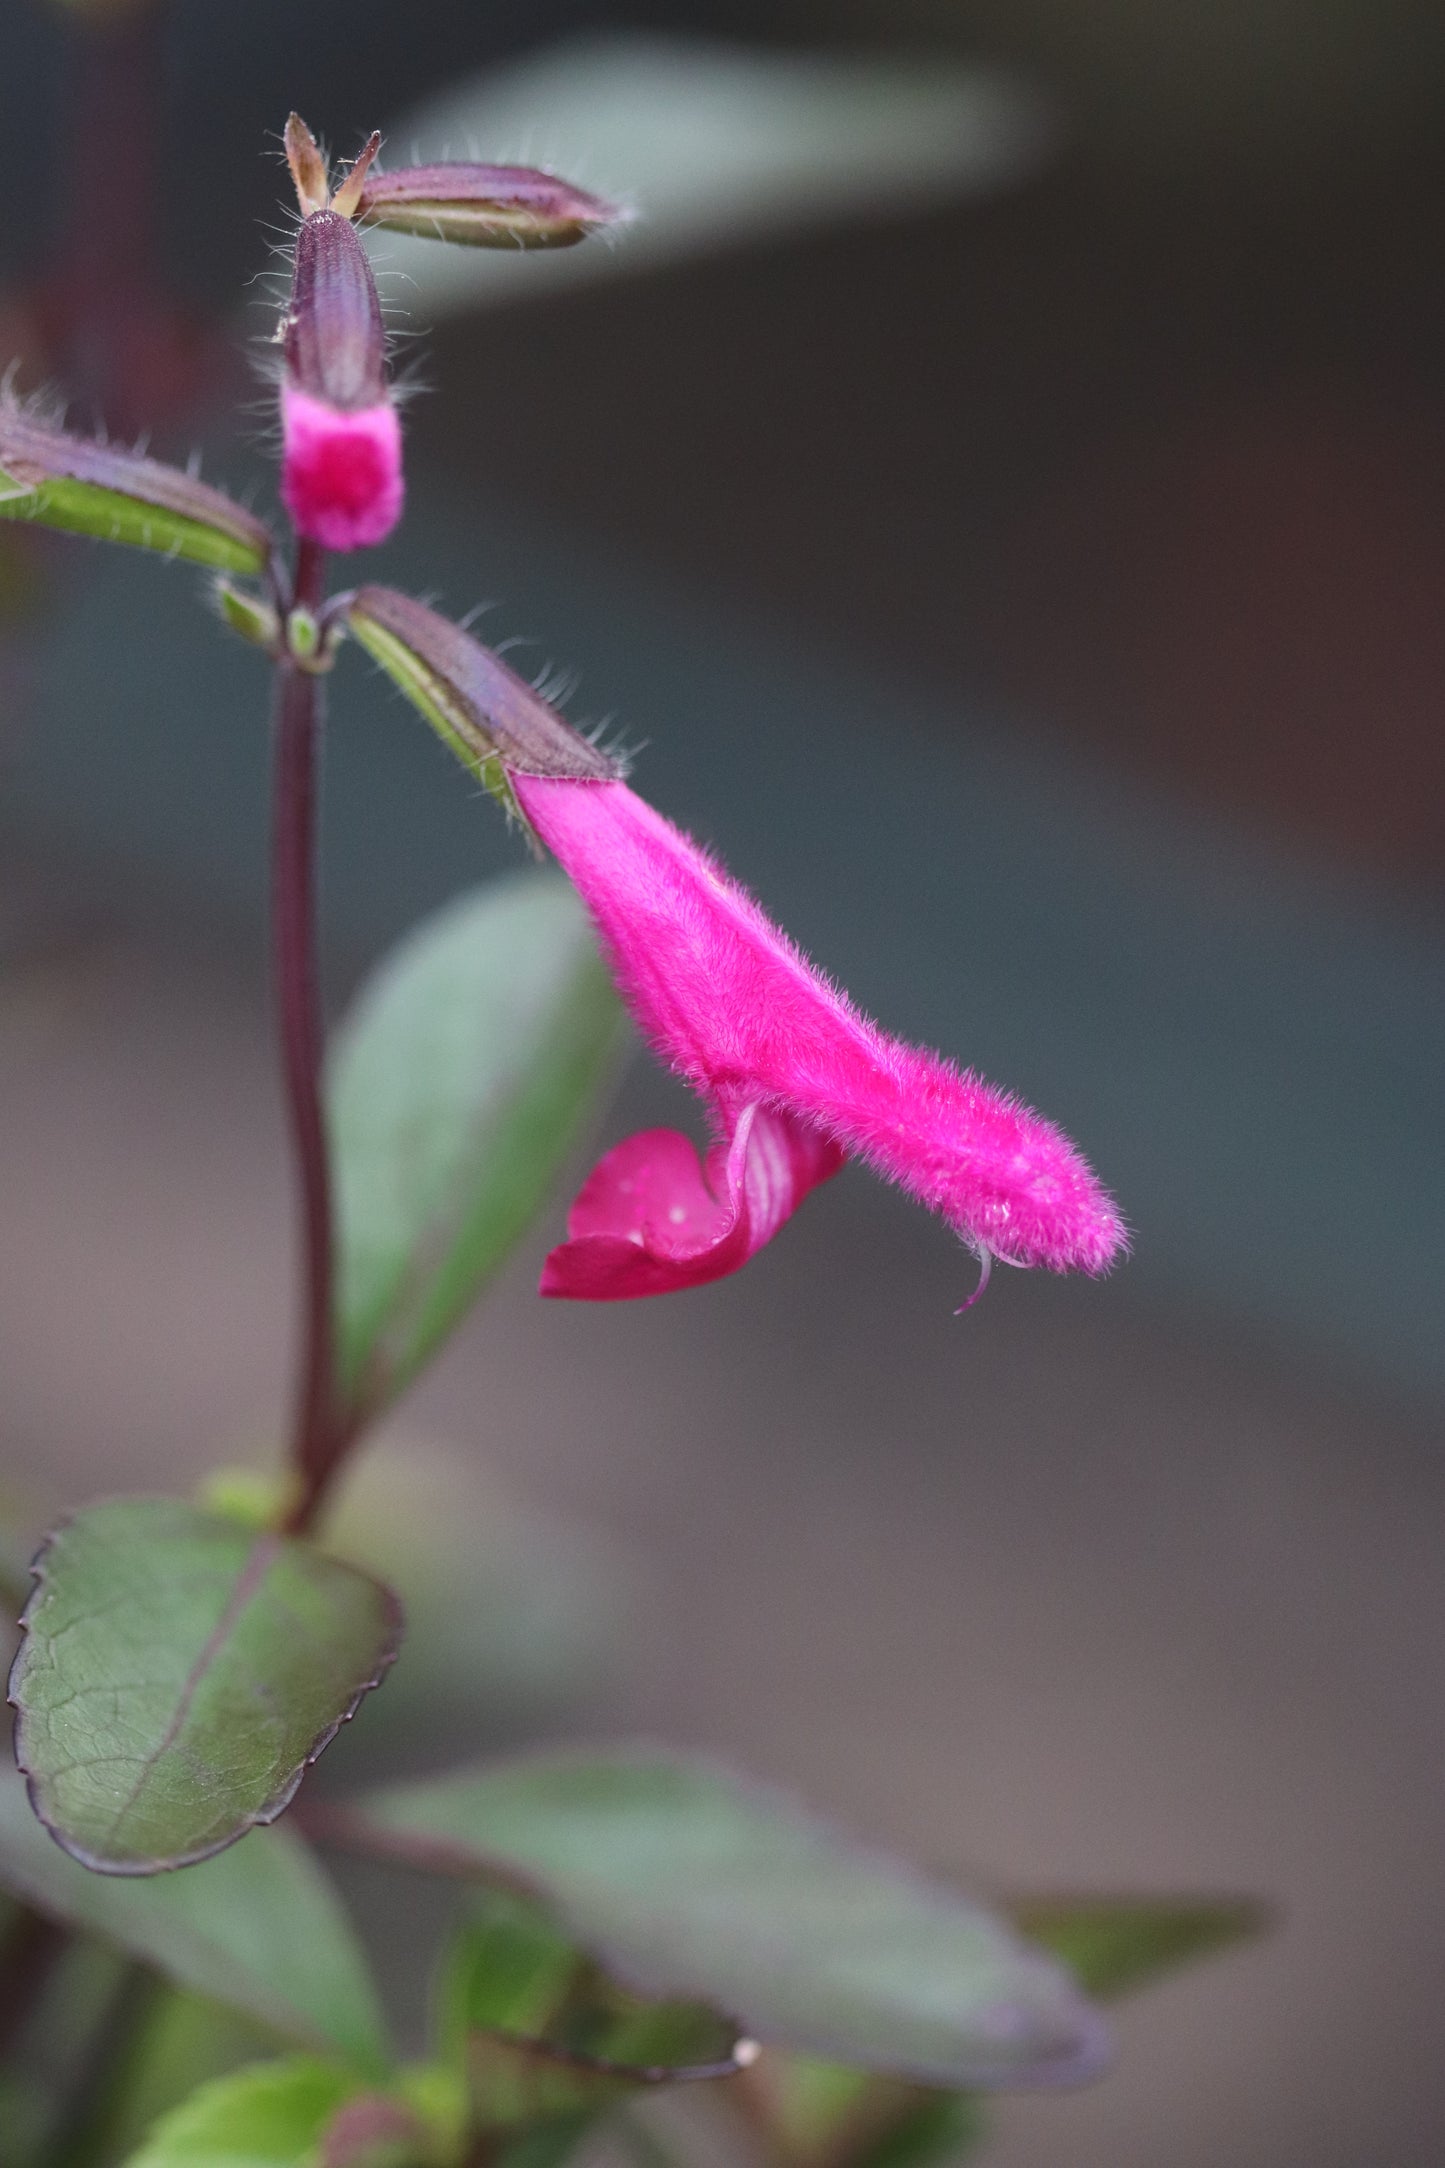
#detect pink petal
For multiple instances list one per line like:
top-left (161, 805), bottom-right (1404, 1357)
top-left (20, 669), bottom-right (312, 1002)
top-left (515, 776), bottom-right (1126, 1281)
top-left (281, 386), bottom-right (403, 552)
top-left (540, 1102), bottom-right (844, 1300)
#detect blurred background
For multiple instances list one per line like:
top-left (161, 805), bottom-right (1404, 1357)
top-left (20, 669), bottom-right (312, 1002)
top-left (1, 1), bottom-right (1444, 2162)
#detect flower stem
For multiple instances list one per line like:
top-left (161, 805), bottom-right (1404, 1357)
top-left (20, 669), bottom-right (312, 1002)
top-left (273, 536), bottom-right (340, 1537)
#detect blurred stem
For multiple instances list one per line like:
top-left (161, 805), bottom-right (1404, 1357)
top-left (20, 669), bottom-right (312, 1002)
top-left (40, 1959), bottom-right (162, 2168)
top-left (274, 536), bottom-right (342, 1539)
top-left (0, 1904), bottom-right (68, 2068)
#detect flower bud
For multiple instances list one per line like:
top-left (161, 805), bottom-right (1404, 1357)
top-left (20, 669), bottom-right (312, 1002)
top-left (319, 2093), bottom-right (429, 2168)
top-left (280, 210), bottom-right (402, 552)
top-left (354, 163), bottom-right (626, 250)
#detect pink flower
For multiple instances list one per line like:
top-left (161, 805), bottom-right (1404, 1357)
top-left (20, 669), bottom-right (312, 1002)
top-left (512, 774), bottom-right (1127, 1302)
top-left (280, 209), bottom-right (403, 553)
top-left (280, 386), bottom-right (402, 552)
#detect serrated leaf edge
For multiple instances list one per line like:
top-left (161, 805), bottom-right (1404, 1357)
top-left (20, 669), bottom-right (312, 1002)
top-left (7, 1497), bottom-right (405, 1876)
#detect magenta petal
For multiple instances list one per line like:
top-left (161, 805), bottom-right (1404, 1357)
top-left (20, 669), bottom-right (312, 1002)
top-left (281, 387), bottom-right (403, 552)
top-left (514, 776), bottom-right (1127, 1280)
top-left (540, 1103), bottom-right (844, 1301)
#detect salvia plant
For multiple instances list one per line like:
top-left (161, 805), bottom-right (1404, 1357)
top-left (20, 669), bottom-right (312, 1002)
top-left (0, 115), bottom-right (1263, 2168)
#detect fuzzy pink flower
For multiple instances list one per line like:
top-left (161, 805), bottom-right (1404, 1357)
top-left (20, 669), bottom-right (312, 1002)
top-left (280, 209), bottom-right (403, 552)
top-left (280, 385), bottom-right (402, 552)
top-left (512, 774), bottom-right (1127, 1302)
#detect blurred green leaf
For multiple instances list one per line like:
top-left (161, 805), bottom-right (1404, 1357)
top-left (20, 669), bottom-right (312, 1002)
top-left (329, 872), bottom-right (625, 1417)
top-left (1009, 1893), bottom-right (1271, 2001)
top-left (11, 1498), bottom-right (402, 1872)
top-left (0, 2075), bottom-right (41, 2165)
top-left (850, 2090), bottom-right (985, 2168)
top-left (0, 1771), bottom-right (388, 2073)
top-left (378, 35), bottom-right (1053, 315)
top-left (348, 1751), bottom-right (1107, 2090)
top-left (203, 1444), bottom-right (625, 1765)
top-left (750, 2054), bottom-right (874, 2159)
top-left (490, 2117), bottom-right (596, 2168)
top-left (442, 1887), bottom-right (749, 2129)
top-left (745, 2055), bottom-right (985, 2168)
top-left (101, 1990), bottom-right (280, 2162)
top-left (323, 1441), bottom-right (626, 1760)
top-left (118, 2057), bottom-right (363, 2168)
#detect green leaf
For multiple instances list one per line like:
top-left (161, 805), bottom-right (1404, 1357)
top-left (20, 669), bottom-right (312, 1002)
top-left (119, 2057), bottom-right (362, 2168)
top-left (10, 1498), bottom-right (402, 1873)
top-left (0, 1769), bottom-right (388, 2071)
top-left (102, 1990), bottom-right (281, 2163)
top-left (0, 403), bottom-right (272, 575)
top-left (1008, 1893), bottom-right (1271, 2001)
top-left (441, 1887), bottom-right (750, 2129)
top-left (750, 2055), bottom-right (876, 2159)
top-left (329, 872), bottom-right (626, 1415)
top-left (848, 2091), bottom-right (985, 2168)
top-left (346, 1752), bottom-right (1107, 2090)
top-left (491, 2117), bottom-right (595, 2168)
top-left (741, 2055), bottom-right (986, 2168)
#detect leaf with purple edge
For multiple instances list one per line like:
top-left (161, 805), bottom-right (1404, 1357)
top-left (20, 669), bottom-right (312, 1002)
top-left (9, 1498), bottom-right (402, 1875)
top-left (341, 1750), bottom-right (1110, 2092)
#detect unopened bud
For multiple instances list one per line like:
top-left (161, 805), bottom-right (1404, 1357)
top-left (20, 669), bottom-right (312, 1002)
top-left (355, 163), bottom-right (627, 250)
top-left (319, 2093), bottom-right (427, 2168)
top-left (215, 580), bottom-right (280, 651)
top-left (347, 586), bottom-right (622, 829)
top-left (280, 210), bottom-right (402, 552)
top-left (0, 396), bottom-right (272, 574)
top-left (285, 603), bottom-right (342, 672)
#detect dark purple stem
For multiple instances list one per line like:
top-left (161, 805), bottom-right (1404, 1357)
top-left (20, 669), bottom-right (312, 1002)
top-left (274, 537), bottom-right (340, 1537)
top-left (0, 1906), bottom-right (67, 2068)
